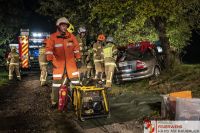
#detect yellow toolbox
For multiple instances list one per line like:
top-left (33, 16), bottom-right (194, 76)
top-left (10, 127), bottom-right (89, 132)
top-left (73, 86), bottom-right (110, 121)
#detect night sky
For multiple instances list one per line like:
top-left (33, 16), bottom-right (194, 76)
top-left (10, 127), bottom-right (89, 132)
top-left (22, 0), bottom-right (55, 33)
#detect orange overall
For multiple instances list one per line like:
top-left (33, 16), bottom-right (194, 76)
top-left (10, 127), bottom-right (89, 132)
top-left (46, 31), bottom-right (81, 104)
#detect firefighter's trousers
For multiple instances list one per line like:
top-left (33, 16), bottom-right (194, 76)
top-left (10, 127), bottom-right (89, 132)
top-left (94, 61), bottom-right (104, 80)
top-left (105, 64), bottom-right (115, 88)
top-left (9, 64), bottom-right (21, 80)
top-left (51, 80), bottom-right (62, 105)
top-left (78, 65), bottom-right (87, 81)
top-left (86, 62), bottom-right (94, 78)
top-left (40, 64), bottom-right (47, 86)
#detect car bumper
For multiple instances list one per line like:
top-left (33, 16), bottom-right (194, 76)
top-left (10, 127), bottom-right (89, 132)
top-left (114, 68), bottom-right (154, 82)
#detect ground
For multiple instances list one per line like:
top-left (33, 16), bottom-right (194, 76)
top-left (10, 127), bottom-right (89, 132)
top-left (0, 74), bottom-right (84, 133)
top-left (0, 64), bottom-right (200, 132)
top-left (0, 73), bottom-right (144, 133)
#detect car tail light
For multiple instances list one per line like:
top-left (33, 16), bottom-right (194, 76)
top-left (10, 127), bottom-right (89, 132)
top-left (136, 60), bottom-right (146, 70)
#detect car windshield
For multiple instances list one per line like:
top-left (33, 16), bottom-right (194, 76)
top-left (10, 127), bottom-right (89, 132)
top-left (118, 47), bottom-right (154, 61)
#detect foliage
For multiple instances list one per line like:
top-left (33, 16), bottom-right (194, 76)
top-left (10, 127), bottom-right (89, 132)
top-left (0, 0), bottom-right (25, 65)
top-left (37, 0), bottom-right (96, 34)
top-left (0, 70), bottom-right (8, 86)
top-left (90, 0), bottom-right (200, 50)
top-left (38, 0), bottom-right (200, 68)
top-left (37, 0), bottom-right (200, 48)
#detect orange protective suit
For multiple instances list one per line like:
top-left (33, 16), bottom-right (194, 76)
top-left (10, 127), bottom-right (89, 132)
top-left (46, 31), bottom-right (81, 81)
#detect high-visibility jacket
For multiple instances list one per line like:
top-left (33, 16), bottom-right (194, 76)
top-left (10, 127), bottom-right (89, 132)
top-left (46, 31), bottom-right (81, 80)
top-left (103, 43), bottom-right (118, 66)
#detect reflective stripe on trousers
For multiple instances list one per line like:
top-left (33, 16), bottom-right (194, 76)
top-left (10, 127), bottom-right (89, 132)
top-left (51, 80), bottom-right (62, 104)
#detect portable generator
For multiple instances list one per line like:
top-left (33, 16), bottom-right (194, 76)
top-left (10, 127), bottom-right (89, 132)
top-left (73, 86), bottom-right (110, 121)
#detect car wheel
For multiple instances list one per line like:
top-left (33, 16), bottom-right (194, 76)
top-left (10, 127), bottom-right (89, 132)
top-left (154, 66), bottom-right (160, 77)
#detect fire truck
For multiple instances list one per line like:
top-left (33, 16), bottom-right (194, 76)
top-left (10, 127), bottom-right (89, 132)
top-left (9, 29), bottom-right (49, 72)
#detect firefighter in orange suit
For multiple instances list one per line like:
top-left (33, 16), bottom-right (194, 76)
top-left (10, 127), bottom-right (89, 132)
top-left (45, 17), bottom-right (82, 108)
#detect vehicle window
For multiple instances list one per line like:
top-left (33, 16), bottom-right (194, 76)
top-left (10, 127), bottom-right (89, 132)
top-left (142, 49), bottom-right (154, 59)
top-left (125, 47), bottom-right (143, 61)
top-left (118, 47), bottom-right (154, 61)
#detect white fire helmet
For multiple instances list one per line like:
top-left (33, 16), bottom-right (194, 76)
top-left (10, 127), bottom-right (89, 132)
top-left (56, 17), bottom-right (70, 26)
top-left (106, 36), bottom-right (114, 43)
top-left (78, 26), bottom-right (86, 34)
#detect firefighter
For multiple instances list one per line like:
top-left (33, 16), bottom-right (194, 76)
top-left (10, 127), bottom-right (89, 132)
top-left (76, 26), bottom-right (87, 81)
top-left (8, 47), bottom-right (21, 80)
top-left (46, 17), bottom-right (82, 108)
top-left (93, 34), bottom-right (105, 81)
top-left (103, 36), bottom-right (118, 88)
top-left (86, 43), bottom-right (94, 79)
top-left (38, 39), bottom-right (48, 86)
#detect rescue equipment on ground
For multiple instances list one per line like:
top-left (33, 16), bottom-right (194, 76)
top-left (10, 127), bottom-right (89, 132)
top-left (73, 86), bottom-right (110, 121)
top-left (58, 85), bottom-right (68, 111)
top-left (58, 78), bottom-right (68, 111)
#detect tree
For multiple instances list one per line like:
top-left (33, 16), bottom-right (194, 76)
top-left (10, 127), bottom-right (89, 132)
top-left (0, 0), bottom-right (26, 65)
top-left (37, 0), bottom-right (96, 34)
top-left (90, 0), bottom-right (200, 69)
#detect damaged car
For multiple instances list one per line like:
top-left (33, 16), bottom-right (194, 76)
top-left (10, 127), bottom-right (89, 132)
top-left (114, 41), bottom-right (163, 84)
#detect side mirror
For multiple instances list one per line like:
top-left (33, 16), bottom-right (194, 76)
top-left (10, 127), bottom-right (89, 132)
top-left (156, 46), bottom-right (163, 53)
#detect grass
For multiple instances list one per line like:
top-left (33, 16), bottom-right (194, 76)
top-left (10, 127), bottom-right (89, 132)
top-left (111, 64), bottom-right (200, 97)
top-left (0, 70), bottom-right (8, 86)
top-left (105, 64), bottom-right (200, 122)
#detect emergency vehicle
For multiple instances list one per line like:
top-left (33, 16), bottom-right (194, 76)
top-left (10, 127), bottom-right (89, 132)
top-left (9, 29), bottom-right (49, 72)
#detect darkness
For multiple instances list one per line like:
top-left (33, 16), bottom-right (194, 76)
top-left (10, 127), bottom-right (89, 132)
top-left (182, 31), bottom-right (200, 64)
top-left (22, 0), bottom-right (55, 33)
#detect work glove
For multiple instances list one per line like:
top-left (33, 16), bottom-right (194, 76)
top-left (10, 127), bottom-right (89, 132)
top-left (76, 60), bottom-right (82, 69)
